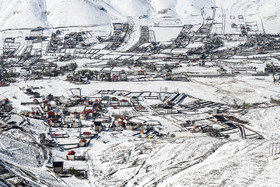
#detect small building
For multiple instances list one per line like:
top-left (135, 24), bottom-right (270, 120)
top-left (48, 119), bottom-right (61, 127)
top-left (130, 96), bottom-right (138, 105)
top-left (83, 100), bottom-right (89, 106)
top-left (111, 74), bottom-right (119, 82)
top-left (101, 96), bottom-right (110, 105)
top-left (29, 111), bottom-right (37, 118)
top-left (96, 72), bottom-right (111, 81)
top-left (4, 38), bottom-right (15, 43)
top-left (47, 94), bottom-right (54, 101)
top-left (79, 111), bottom-right (88, 120)
top-left (185, 120), bottom-right (195, 127)
top-left (116, 117), bottom-right (124, 127)
top-left (213, 115), bottom-right (227, 123)
top-left (144, 120), bottom-right (161, 126)
top-left (70, 112), bottom-right (78, 119)
top-left (52, 133), bottom-right (68, 138)
top-left (98, 116), bottom-right (111, 128)
top-left (111, 97), bottom-right (119, 105)
top-left (265, 64), bottom-right (280, 73)
top-left (85, 109), bottom-right (94, 117)
top-left (93, 121), bottom-right (103, 132)
top-left (193, 125), bottom-right (202, 132)
top-left (48, 111), bottom-right (55, 119)
top-left (200, 125), bottom-right (214, 133)
top-left (82, 131), bottom-right (92, 138)
top-left (39, 133), bottom-right (46, 143)
top-left (58, 55), bottom-right (65, 62)
top-left (120, 99), bottom-right (130, 106)
top-left (66, 150), bottom-right (75, 160)
top-left (137, 70), bottom-right (145, 75)
top-left (126, 122), bottom-right (135, 130)
top-left (212, 108), bottom-right (220, 115)
top-left (41, 100), bottom-right (48, 109)
top-left (78, 139), bottom-right (87, 147)
top-left (33, 99), bottom-right (39, 104)
top-left (44, 104), bottom-right (52, 112)
top-left (119, 71), bottom-right (127, 81)
top-left (53, 162), bottom-right (64, 174)
top-left (72, 119), bottom-right (82, 128)
top-left (163, 106), bottom-right (173, 114)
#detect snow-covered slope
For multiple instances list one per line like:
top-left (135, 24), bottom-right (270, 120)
top-left (0, 0), bottom-right (111, 29)
top-left (1, 0), bottom-right (280, 33)
top-left (46, 0), bottom-right (111, 28)
top-left (0, 0), bottom-right (49, 29)
top-left (0, 0), bottom-right (155, 29)
top-left (215, 0), bottom-right (280, 33)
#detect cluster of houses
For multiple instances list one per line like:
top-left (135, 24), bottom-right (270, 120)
top-left (19, 90), bottom-right (174, 177)
top-left (265, 63), bottom-right (280, 73)
top-left (3, 19), bottom-right (280, 86)
top-left (20, 89), bottom-right (166, 135)
top-left (1, 17), bottom-right (280, 182)
top-left (64, 58), bottom-right (190, 83)
top-left (0, 68), bottom-right (18, 86)
top-left (66, 69), bottom-right (128, 83)
top-left (48, 30), bottom-right (88, 53)
top-left (172, 24), bottom-right (193, 48)
top-left (177, 112), bottom-right (260, 139)
top-left (105, 23), bottom-right (131, 50)
top-left (25, 27), bottom-right (47, 42)
top-left (25, 61), bottom-right (77, 79)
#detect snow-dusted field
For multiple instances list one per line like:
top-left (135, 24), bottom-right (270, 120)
top-left (2, 75), bottom-right (279, 111)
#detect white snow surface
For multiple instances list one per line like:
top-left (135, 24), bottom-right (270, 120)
top-left (0, 0), bottom-right (280, 33)
top-left (0, 78), bottom-right (280, 186)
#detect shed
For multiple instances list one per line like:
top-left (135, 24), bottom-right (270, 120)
top-left (93, 121), bottom-right (103, 132)
top-left (163, 106), bottom-right (173, 114)
top-left (72, 119), bottom-right (82, 128)
top-left (53, 162), bottom-right (64, 173)
top-left (79, 139), bottom-right (87, 147)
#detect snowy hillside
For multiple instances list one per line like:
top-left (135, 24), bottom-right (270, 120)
top-left (0, 0), bottom-right (111, 29)
top-left (0, 0), bottom-right (280, 33)
top-left (1, 0), bottom-right (280, 187)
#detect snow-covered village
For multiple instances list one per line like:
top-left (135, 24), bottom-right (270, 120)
top-left (0, 0), bottom-right (280, 186)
